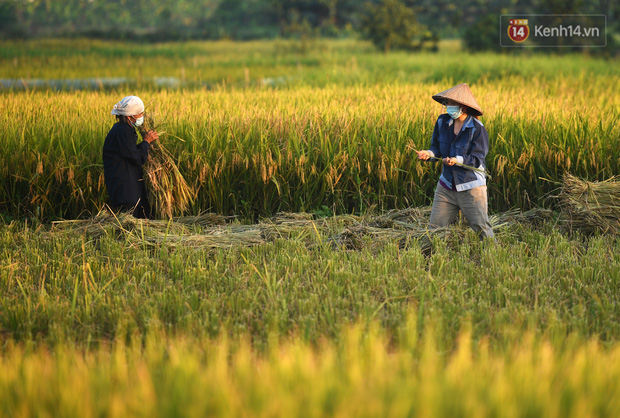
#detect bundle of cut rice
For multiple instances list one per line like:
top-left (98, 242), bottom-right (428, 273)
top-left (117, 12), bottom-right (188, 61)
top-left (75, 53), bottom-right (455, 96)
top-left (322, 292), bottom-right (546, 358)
top-left (367, 206), bottom-right (432, 229)
top-left (52, 208), bottom-right (193, 238)
top-left (269, 212), bottom-right (315, 224)
top-left (174, 213), bottom-right (229, 227)
top-left (490, 208), bottom-right (554, 228)
top-left (139, 109), bottom-right (194, 219)
top-left (559, 174), bottom-right (620, 235)
top-left (53, 209), bottom-right (265, 248)
top-left (140, 229), bottom-right (264, 249)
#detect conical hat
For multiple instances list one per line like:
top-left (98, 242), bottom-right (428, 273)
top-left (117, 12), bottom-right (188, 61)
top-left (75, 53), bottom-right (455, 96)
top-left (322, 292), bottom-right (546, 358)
top-left (432, 83), bottom-right (483, 116)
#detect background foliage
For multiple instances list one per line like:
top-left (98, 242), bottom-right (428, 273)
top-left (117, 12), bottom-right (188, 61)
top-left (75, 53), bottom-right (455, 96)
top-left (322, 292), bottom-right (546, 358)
top-left (0, 0), bottom-right (618, 54)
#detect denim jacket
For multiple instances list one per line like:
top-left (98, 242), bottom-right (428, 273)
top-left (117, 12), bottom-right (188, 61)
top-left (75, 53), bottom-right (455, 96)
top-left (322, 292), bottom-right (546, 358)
top-left (427, 114), bottom-right (489, 192)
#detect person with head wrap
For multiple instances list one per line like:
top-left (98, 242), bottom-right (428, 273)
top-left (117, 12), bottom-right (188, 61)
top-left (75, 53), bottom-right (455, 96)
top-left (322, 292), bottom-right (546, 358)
top-left (415, 84), bottom-right (494, 240)
top-left (103, 95), bottom-right (159, 219)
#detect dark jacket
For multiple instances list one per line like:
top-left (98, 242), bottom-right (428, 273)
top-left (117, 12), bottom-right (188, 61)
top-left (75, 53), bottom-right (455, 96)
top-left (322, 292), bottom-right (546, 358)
top-left (427, 114), bottom-right (489, 191)
top-left (102, 122), bottom-right (150, 207)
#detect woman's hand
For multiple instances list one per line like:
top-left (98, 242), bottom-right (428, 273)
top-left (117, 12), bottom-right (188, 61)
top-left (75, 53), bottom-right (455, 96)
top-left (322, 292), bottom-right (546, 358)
top-left (442, 157), bottom-right (457, 166)
top-left (144, 130), bottom-right (159, 144)
top-left (415, 150), bottom-right (432, 160)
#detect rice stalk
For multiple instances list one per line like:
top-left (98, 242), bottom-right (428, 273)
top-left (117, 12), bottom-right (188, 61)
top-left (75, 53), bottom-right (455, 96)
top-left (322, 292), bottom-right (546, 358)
top-left (367, 206), bottom-right (432, 229)
top-left (139, 108), bottom-right (194, 219)
top-left (411, 148), bottom-right (492, 179)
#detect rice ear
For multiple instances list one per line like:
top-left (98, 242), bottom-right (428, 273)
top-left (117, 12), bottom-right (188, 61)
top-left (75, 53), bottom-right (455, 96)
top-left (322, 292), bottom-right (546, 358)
top-left (141, 108), bottom-right (195, 218)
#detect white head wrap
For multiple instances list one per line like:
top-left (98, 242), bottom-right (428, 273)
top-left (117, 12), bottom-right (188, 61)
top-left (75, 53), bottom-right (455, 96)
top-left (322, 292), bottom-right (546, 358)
top-left (111, 95), bottom-right (145, 116)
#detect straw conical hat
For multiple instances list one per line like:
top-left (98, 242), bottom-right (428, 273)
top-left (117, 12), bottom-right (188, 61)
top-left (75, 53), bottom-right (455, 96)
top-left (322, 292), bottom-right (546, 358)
top-left (432, 83), bottom-right (483, 116)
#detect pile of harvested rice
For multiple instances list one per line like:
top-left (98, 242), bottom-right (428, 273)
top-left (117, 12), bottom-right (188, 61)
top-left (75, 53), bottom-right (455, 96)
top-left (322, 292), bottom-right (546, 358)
top-left (328, 209), bottom-right (552, 254)
top-left (52, 206), bottom-right (553, 252)
top-left (52, 210), bottom-right (259, 249)
top-left (559, 174), bottom-right (620, 235)
top-left (174, 212), bottom-right (230, 227)
top-left (366, 206), bottom-right (432, 229)
top-left (139, 109), bottom-right (194, 219)
top-left (53, 173), bottom-right (618, 250)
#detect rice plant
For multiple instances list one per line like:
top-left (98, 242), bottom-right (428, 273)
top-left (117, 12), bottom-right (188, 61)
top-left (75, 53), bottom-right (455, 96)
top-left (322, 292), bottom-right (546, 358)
top-left (0, 319), bottom-right (618, 417)
top-left (0, 80), bottom-right (618, 221)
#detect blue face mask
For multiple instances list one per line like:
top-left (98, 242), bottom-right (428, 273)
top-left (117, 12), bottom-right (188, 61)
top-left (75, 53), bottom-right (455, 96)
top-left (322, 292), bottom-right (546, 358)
top-left (446, 105), bottom-right (462, 119)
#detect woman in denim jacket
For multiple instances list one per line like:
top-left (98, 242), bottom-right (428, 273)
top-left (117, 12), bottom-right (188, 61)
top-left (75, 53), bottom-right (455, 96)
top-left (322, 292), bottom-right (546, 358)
top-left (416, 83), bottom-right (494, 239)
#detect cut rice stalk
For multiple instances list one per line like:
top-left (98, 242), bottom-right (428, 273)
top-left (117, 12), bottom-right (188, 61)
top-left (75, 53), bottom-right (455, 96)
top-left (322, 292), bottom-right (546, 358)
top-left (139, 108), bottom-right (194, 218)
top-left (558, 174), bottom-right (620, 235)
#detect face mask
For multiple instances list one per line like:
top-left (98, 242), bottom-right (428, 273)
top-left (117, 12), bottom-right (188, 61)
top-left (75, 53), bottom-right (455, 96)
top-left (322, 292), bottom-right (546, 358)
top-left (131, 116), bottom-right (144, 127)
top-left (446, 105), bottom-right (462, 119)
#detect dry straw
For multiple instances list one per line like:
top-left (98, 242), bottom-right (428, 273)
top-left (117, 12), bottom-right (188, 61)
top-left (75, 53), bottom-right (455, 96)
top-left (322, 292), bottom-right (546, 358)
top-left (139, 108), bottom-right (194, 218)
top-left (52, 209), bottom-right (253, 249)
top-left (559, 173), bottom-right (620, 235)
top-left (52, 206), bottom-right (553, 252)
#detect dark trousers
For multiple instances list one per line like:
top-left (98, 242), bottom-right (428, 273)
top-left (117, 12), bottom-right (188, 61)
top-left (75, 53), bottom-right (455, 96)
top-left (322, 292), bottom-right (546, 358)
top-left (135, 200), bottom-right (152, 219)
top-left (115, 197), bottom-right (152, 219)
top-left (112, 181), bottom-right (152, 219)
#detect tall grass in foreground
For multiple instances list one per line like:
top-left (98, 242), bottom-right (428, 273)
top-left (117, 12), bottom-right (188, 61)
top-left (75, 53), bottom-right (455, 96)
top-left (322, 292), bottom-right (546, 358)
top-left (1, 77), bottom-right (618, 220)
top-left (1, 321), bottom-right (619, 417)
top-left (1, 220), bottom-right (618, 346)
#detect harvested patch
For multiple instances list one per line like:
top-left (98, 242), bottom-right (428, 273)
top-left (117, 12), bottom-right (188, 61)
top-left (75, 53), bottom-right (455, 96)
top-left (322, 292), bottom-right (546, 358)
top-left (269, 212), bottom-right (315, 223)
top-left (174, 212), bottom-right (230, 227)
top-left (52, 206), bottom-right (557, 252)
top-left (367, 206), bottom-right (432, 229)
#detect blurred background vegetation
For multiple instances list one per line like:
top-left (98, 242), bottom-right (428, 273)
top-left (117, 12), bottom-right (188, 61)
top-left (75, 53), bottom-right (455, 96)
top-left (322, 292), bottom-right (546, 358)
top-left (0, 0), bottom-right (618, 55)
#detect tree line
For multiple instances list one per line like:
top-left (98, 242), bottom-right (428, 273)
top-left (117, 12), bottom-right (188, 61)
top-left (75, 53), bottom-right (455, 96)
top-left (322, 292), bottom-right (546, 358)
top-left (0, 0), bottom-right (617, 53)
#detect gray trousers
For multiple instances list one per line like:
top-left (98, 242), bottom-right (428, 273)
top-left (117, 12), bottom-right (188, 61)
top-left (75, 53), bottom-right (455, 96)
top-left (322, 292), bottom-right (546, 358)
top-left (429, 184), bottom-right (495, 239)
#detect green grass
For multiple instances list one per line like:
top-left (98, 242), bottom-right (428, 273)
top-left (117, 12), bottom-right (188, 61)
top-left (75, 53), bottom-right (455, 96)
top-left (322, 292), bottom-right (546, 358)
top-left (1, 220), bottom-right (618, 347)
top-left (0, 38), bottom-right (618, 86)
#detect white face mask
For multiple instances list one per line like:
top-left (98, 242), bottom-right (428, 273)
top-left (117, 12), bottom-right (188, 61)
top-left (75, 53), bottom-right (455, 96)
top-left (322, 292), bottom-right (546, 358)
top-left (131, 116), bottom-right (144, 127)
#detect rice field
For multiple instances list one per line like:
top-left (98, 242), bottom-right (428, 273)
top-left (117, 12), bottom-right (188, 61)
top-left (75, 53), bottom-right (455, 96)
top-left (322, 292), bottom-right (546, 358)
top-left (1, 39), bottom-right (619, 220)
top-left (1, 83), bottom-right (619, 220)
top-left (1, 39), bottom-right (619, 416)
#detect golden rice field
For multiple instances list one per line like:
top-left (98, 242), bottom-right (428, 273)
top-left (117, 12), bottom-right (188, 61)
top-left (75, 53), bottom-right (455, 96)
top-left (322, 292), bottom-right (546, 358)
top-left (1, 81), bottom-right (618, 220)
top-left (0, 39), bottom-right (619, 417)
top-left (0, 39), bottom-right (618, 220)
